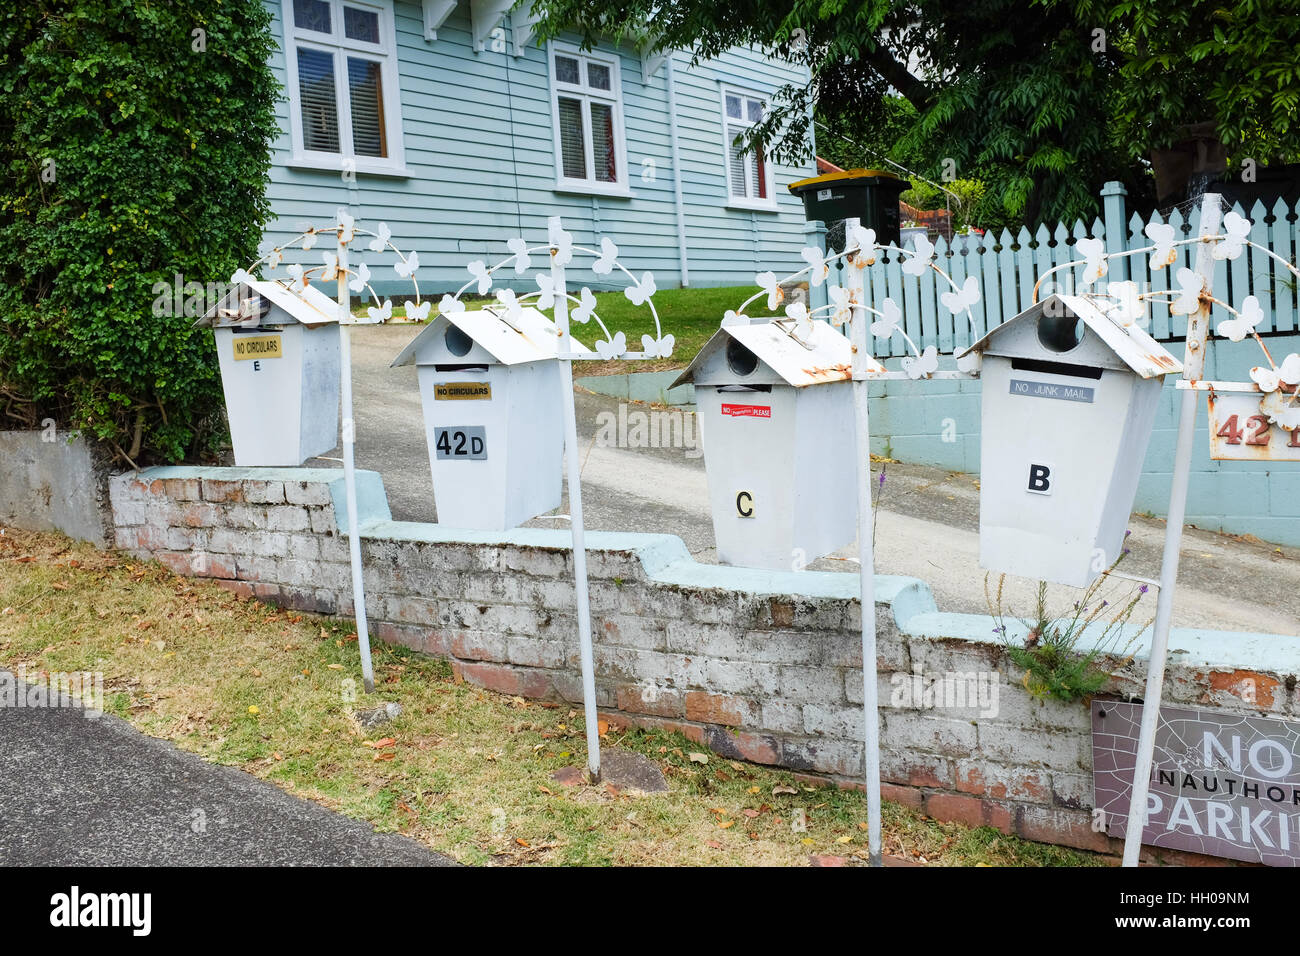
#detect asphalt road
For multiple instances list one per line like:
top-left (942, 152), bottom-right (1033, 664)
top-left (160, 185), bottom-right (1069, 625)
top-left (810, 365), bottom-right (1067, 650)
top-left (324, 324), bottom-right (1300, 636)
top-left (0, 689), bottom-right (453, 867)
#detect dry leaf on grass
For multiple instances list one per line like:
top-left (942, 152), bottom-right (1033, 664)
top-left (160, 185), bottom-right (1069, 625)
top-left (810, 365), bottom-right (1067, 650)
top-left (773, 785), bottom-right (797, 795)
top-left (688, 752), bottom-right (708, 764)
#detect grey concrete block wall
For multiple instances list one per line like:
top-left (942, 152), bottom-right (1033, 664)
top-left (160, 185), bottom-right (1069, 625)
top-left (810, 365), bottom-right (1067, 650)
top-left (107, 466), bottom-right (1300, 862)
top-left (0, 430), bottom-right (117, 547)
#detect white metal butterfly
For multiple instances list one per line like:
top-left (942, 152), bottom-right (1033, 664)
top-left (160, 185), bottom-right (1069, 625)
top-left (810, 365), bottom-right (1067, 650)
top-left (594, 330), bottom-right (627, 360)
top-left (901, 344), bottom-right (939, 380)
top-left (641, 333), bottom-right (675, 358)
top-left (1145, 222), bottom-right (1177, 271)
top-left (438, 293), bottom-right (465, 314)
top-left (624, 271), bottom-right (657, 306)
top-left (571, 287), bottom-right (597, 324)
top-left (348, 261), bottom-right (370, 293)
top-left (1213, 212), bottom-right (1251, 261)
top-left (1075, 237), bottom-right (1108, 287)
top-left (285, 263), bottom-right (306, 291)
top-left (785, 301), bottom-right (814, 340)
top-left (1101, 280), bottom-right (1146, 327)
top-left (366, 298), bottom-right (393, 323)
top-left (300, 228), bottom-right (318, 252)
top-left (828, 284), bottom-right (854, 326)
top-left (1251, 353), bottom-right (1300, 393)
top-left (466, 259), bottom-right (492, 295)
top-left (495, 287), bottom-right (523, 321)
top-left (956, 349), bottom-right (982, 374)
top-left (1217, 296), bottom-right (1264, 342)
top-left (404, 299), bottom-right (432, 322)
top-left (721, 310), bottom-right (749, 327)
top-left (1261, 390), bottom-right (1300, 431)
top-left (534, 273), bottom-right (556, 310)
top-left (336, 208), bottom-right (355, 244)
top-left (507, 237), bottom-right (532, 274)
top-left (870, 298), bottom-right (903, 339)
top-left (940, 275), bottom-right (980, 315)
top-left (850, 225), bottom-right (878, 265)
top-left (901, 233), bottom-right (935, 277)
top-left (592, 237), bottom-right (619, 276)
top-left (394, 251), bottom-right (419, 280)
top-left (320, 251), bottom-right (339, 283)
top-left (368, 222), bottom-right (391, 253)
top-left (801, 246), bottom-right (829, 287)
top-left (755, 271), bottom-right (783, 311)
top-left (259, 241), bottom-right (283, 270)
top-left (1170, 267), bottom-right (1203, 315)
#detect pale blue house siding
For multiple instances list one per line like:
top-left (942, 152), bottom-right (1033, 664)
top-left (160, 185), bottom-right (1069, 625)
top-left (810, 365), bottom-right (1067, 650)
top-left (262, 1), bottom-right (816, 295)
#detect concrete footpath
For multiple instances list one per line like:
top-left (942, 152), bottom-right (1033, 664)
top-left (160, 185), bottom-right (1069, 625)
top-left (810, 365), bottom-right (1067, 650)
top-left (334, 324), bottom-right (1299, 637)
top-left (0, 687), bottom-right (453, 866)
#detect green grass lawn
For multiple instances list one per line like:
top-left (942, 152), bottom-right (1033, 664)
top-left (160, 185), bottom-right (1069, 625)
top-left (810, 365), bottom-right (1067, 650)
top-left (357, 284), bottom-right (786, 373)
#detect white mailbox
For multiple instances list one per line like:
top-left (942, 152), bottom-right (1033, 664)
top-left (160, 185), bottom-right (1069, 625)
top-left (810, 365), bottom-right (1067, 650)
top-left (391, 305), bottom-right (589, 531)
top-left (672, 319), bottom-right (883, 570)
top-left (963, 293), bottom-right (1183, 587)
top-left (198, 278), bottom-right (341, 467)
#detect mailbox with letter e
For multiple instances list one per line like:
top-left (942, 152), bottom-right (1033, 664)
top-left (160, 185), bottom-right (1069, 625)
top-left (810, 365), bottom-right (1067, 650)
top-left (962, 293), bottom-right (1183, 587)
top-left (198, 278), bottom-right (341, 467)
top-left (672, 319), bottom-right (883, 570)
top-left (391, 305), bottom-right (589, 531)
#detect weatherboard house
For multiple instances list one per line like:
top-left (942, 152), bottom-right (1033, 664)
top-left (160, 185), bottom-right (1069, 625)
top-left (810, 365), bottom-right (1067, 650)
top-left (260, 0), bottom-right (818, 293)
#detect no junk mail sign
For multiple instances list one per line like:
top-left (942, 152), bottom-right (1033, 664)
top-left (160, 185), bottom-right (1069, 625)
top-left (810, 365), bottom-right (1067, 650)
top-left (1093, 701), bottom-right (1300, 866)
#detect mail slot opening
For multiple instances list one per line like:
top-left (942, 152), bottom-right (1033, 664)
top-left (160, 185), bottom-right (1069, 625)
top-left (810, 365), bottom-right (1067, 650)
top-left (445, 325), bottom-right (474, 357)
top-left (1037, 313), bottom-right (1084, 353)
top-left (1011, 357), bottom-right (1104, 380)
top-left (718, 384), bottom-right (772, 393)
top-left (726, 339), bottom-right (759, 377)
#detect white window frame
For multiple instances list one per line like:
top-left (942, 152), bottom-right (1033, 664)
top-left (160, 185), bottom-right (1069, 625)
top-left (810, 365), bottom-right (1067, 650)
top-left (719, 85), bottom-right (777, 211)
top-left (548, 42), bottom-right (630, 198)
top-left (283, 0), bottom-right (408, 177)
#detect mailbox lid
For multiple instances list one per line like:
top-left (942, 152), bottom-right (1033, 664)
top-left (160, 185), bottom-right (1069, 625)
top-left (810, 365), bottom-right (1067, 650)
top-left (672, 319), bottom-right (882, 389)
top-left (962, 294), bottom-right (1183, 379)
top-left (198, 279), bottom-right (341, 330)
top-left (391, 306), bottom-right (591, 368)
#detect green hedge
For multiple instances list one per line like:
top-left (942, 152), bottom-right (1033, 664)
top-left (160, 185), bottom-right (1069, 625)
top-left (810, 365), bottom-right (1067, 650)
top-left (0, 1), bottom-right (279, 463)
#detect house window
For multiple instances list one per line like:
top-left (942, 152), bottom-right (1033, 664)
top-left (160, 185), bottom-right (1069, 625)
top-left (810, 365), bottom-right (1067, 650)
top-left (550, 45), bottom-right (627, 195)
top-left (721, 89), bottom-right (772, 206)
top-left (285, 0), bottom-right (405, 174)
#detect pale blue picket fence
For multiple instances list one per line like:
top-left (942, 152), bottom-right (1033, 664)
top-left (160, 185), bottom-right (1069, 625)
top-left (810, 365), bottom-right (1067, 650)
top-left (853, 181), bottom-right (1300, 359)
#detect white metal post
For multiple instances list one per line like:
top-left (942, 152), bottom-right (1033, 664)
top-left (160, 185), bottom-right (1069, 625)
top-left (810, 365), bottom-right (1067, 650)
top-left (1121, 194), bottom-right (1222, 866)
top-left (550, 216), bottom-right (601, 780)
top-left (336, 226), bottom-right (375, 695)
top-left (844, 217), bottom-right (883, 867)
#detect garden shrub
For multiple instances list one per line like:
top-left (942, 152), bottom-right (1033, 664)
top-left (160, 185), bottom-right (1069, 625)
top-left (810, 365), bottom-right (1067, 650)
top-left (0, 1), bottom-right (279, 463)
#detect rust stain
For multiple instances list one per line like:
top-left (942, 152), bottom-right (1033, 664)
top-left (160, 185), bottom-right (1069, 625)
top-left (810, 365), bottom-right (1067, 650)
top-left (800, 362), bottom-right (852, 384)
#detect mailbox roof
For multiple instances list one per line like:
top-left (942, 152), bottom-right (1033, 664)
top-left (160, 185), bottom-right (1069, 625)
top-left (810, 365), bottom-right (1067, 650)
top-left (197, 279), bottom-right (341, 329)
top-left (961, 293), bottom-right (1183, 379)
top-left (671, 319), bottom-right (882, 389)
top-left (390, 306), bottom-right (591, 367)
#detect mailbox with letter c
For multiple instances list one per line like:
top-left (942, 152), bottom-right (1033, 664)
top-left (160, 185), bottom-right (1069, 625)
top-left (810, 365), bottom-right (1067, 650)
top-left (198, 278), bottom-right (342, 467)
top-left (391, 305), bottom-right (589, 530)
top-left (961, 293), bottom-right (1183, 587)
top-left (672, 318), bottom-right (883, 570)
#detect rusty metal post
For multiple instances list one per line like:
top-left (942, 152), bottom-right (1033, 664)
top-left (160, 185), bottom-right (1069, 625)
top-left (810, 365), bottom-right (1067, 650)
top-left (1121, 193), bottom-right (1222, 866)
top-left (336, 224), bottom-right (375, 695)
top-left (551, 216), bottom-right (601, 780)
top-left (844, 216), bottom-right (883, 866)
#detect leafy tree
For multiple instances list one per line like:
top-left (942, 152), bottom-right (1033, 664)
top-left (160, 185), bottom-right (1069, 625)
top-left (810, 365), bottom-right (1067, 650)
top-left (0, 1), bottom-right (279, 463)
top-left (527, 0), bottom-right (1300, 227)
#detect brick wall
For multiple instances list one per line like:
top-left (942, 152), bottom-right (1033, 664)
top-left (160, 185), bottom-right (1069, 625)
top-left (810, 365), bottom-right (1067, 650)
top-left (110, 466), bottom-right (1300, 862)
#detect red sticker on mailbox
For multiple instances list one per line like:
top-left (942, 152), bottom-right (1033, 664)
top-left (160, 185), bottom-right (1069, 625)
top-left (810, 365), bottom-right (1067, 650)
top-left (721, 403), bottom-right (771, 419)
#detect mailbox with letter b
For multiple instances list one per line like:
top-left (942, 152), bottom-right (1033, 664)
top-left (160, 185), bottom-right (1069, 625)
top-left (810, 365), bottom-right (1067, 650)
top-left (672, 319), bottom-right (883, 570)
top-left (198, 278), bottom-right (341, 467)
top-left (391, 305), bottom-right (590, 531)
top-left (963, 294), bottom-right (1183, 587)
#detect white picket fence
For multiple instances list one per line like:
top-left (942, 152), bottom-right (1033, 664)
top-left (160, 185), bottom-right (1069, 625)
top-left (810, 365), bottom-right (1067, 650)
top-left (853, 182), bottom-right (1300, 358)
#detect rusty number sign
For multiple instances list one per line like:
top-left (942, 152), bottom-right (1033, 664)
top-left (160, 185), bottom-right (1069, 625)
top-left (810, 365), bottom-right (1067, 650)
top-left (1208, 392), bottom-right (1300, 462)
